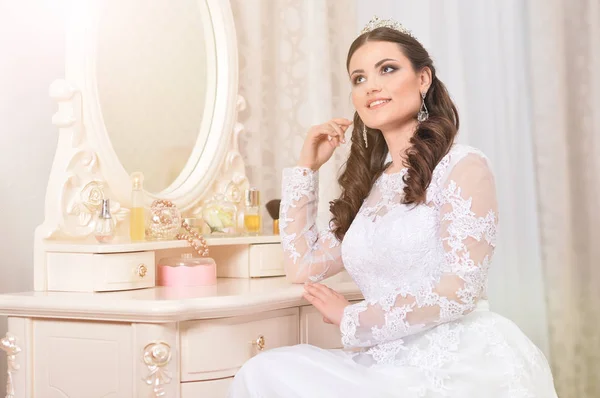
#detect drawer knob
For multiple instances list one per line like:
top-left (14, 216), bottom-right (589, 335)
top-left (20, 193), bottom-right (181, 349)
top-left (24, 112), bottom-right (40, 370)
top-left (253, 335), bottom-right (266, 351)
top-left (137, 263), bottom-right (148, 278)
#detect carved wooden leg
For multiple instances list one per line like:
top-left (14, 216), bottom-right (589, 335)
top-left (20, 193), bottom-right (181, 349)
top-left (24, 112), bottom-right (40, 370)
top-left (0, 333), bottom-right (21, 398)
top-left (135, 323), bottom-right (179, 398)
top-left (143, 341), bottom-right (173, 397)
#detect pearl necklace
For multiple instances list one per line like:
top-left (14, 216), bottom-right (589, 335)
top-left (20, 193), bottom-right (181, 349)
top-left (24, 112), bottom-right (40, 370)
top-left (150, 199), bottom-right (209, 257)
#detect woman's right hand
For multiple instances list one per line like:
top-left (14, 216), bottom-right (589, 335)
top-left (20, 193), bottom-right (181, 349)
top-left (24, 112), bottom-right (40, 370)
top-left (297, 118), bottom-right (353, 170)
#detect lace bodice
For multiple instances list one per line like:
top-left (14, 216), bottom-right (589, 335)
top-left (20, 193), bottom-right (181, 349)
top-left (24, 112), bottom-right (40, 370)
top-left (280, 144), bottom-right (498, 361)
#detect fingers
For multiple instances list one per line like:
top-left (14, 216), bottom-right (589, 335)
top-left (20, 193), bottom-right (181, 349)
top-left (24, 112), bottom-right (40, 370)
top-left (323, 316), bottom-right (333, 324)
top-left (327, 121), bottom-right (346, 144)
top-left (304, 283), bottom-right (334, 302)
top-left (331, 118), bottom-right (353, 126)
top-left (312, 127), bottom-right (341, 149)
top-left (312, 126), bottom-right (339, 142)
top-left (302, 291), bottom-right (324, 309)
top-left (305, 283), bottom-right (346, 305)
top-left (310, 119), bottom-right (351, 147)
top-left (303, 283), bottom-right (331, 307)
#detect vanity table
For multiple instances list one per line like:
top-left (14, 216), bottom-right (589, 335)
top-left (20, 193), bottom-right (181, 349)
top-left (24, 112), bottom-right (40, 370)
top-left (0, 0), bottom-right (362, 396)
top-left (0, 274), bottom-right (361, 397)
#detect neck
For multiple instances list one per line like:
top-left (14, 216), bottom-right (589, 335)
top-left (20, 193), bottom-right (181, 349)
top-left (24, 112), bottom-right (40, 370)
top-left (380, 119), bottom-right (418, 171)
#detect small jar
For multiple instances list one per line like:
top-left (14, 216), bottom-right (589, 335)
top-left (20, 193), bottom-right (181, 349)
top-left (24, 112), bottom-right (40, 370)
top-left (201, 194), bottom-right (237, 235)
top-left (146, 201), bottom-right (182, 240)
top-left (157, 253), bottom-right (217, 287)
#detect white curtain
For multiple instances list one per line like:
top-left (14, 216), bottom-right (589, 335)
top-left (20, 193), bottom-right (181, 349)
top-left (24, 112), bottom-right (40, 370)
top-left (233, 0), bottom-right (560, 381)
top-left (355, 0), bottom-right (551, 357)
top-left (528, 0), bottom-right (600, 396)
top-left (232, 0), bottom-right (551, 357)
top-left (230, 0), bottom-right (356, 230)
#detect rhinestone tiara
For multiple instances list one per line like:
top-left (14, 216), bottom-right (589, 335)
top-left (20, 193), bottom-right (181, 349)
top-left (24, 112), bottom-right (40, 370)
top-left (359, 16), bottom-right (416, 39)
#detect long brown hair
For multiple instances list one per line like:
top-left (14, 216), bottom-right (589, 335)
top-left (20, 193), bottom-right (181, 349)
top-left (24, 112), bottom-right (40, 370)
top-left (329, 27), bottom-right (459, 241)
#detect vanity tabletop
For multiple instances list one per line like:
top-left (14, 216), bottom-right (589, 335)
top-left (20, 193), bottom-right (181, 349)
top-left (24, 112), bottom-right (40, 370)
top-left (0, 273), bottom-right (361, 323)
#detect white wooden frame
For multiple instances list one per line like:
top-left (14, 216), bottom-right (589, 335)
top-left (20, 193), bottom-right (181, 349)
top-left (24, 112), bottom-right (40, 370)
top-left (33, 0), bottom-right (257, 291)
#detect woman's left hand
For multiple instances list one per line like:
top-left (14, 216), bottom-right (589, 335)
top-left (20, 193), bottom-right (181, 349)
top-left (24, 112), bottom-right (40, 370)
top-left (303, 283), bottom-right (350, 326)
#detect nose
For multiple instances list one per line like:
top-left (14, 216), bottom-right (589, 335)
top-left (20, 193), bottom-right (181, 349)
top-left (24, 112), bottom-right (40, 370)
top-left (365, 78), bottom-right (382, 96)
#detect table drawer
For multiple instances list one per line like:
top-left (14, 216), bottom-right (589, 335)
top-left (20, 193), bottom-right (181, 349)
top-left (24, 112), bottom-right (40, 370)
top-left (46, 251), bottom-right (155, 292)
top-left (214, 242), bottom-right (285, 278)
top-left (248, 243), bottom-right (284, 277)
top-left (180, 307), bottom-right (299, 381)
top-left (181, 378), bottom-right (233, 397)
top-left (94, 251), bottom-right (155, 291)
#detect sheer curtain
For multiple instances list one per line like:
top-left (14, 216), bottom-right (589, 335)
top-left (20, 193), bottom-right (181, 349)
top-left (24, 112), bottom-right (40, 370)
top-left (355, 0), bottom-right (551, 357)
top-left (230, 0), bottom-right (356, 230)
top-left (527, 0), bottom-right (600, 396)
top-left (232, 0), bottom-right (554, 374)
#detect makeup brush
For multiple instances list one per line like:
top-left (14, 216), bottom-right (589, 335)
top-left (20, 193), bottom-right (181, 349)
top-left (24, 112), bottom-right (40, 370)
top-left (265, 199), bottom-right (281, 235)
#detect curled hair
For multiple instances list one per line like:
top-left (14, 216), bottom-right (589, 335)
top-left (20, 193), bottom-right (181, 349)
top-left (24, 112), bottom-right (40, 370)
top-left (330, 28), bottom-right (459, 241)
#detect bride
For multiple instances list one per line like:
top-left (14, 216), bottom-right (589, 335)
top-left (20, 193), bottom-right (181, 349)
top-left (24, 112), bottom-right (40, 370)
top-left (229, 16), bottom-right (558, 398)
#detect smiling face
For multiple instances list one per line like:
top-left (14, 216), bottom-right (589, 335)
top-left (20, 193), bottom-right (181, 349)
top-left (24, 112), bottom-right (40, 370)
top-left (348, 40), bottom-right (429, 131)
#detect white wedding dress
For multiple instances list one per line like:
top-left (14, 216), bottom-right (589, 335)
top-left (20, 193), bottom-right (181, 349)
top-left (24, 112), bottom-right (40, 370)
top-left (229, 144), bottom-right (558, 397)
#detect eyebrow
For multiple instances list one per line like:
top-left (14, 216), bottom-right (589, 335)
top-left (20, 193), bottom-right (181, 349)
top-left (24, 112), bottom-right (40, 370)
top-left (350, 58), bottom-right (398, 77)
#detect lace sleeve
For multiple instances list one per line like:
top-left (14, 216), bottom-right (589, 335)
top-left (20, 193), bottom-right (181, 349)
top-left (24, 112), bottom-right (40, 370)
top-left (340, 153), bottom-right (498, 349)
top-left (280, 167), bottom-right (344, 284)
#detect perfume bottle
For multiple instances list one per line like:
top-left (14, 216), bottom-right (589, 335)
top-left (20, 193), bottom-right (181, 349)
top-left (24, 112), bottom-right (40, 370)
top-left (202, 194), bottom-right (237, 235)
top-left (95, 199), bottom-right (115, 243)
top-left (130, 172), bottom-right (146, 241)
top-left (244, 188), bottom-right (262, 235)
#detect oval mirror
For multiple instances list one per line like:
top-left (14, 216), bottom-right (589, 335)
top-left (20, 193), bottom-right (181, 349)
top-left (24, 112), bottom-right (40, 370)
top-left (95, 0), bottom-right (215, 194)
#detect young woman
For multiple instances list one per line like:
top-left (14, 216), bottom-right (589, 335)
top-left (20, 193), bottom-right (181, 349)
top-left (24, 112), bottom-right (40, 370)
top-left (229, 17), bottom-right (558, 398)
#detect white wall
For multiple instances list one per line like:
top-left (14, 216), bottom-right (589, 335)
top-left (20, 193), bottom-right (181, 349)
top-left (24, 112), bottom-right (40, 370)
top-left (0, 0), bottom-right (66, 390)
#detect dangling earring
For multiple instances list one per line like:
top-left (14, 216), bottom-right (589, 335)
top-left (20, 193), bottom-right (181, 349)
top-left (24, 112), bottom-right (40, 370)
top-left (362, 124), bottom-right (368, 148)
top-left (417, 91), bottom-right (429, 122)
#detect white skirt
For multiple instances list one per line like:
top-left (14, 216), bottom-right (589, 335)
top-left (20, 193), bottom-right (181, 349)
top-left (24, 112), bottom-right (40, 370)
top-left (228, 301), bottom-right (558, 398)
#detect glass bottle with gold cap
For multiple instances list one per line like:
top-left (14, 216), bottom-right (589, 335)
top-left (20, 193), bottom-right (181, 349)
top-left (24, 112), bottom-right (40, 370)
top-left (244, 188), bottom-right (262, 235)
top-left (129, 172), bottom-right (146, 241)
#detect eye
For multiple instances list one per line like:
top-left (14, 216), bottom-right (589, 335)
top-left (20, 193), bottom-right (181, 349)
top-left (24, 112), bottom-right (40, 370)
top-left (381, 65), bottom-right (397, 74)
top-left (353, 75), bottom-right (366, 85)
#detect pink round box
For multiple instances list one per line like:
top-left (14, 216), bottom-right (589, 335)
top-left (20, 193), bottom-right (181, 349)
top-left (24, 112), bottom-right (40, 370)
top-left (157, 253), bottom-right (217, 287)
